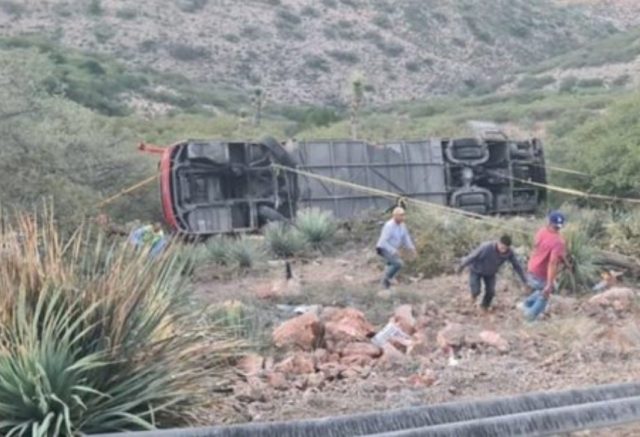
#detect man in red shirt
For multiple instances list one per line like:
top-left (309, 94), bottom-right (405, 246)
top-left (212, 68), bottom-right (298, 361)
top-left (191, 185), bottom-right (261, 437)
top-left (519, 211), bottom-right (567, 321)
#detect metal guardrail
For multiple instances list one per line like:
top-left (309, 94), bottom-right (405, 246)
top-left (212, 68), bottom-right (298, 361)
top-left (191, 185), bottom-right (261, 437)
top-left (92, 381), bottom-right (640, 437)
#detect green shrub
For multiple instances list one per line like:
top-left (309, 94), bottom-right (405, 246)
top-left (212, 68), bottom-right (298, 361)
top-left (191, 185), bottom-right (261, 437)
top-left (264, 223), bottom-right (307, 258)
top-left (207, 236), bottom-right (232, 265)
top-left (612, 74), bottom-right (631, 87)
top-left (0, 0), bottom-right (25, 16)
top-left (558, 76), bottom-right (578, 93)
top-left (167, 43), bottom-right (210, 61)
top-left (576, 78), bottom-right (605, 88)
top-left (116, 7), bottom-right (138, 20)
top-left (175, 0), bottom-right (208, 13)
top-left (296, 208), bottom-right (337, 249)
top-left (0, 214), bottom-right (242, 435)
top-left (326, 50), bottom-right (359, 65)
top-left (517, 75), bottom-right (556, 91)
top-left (229, 237), bottom-right (264, 269)
top-left (87, 0), bottom-right (102, 16)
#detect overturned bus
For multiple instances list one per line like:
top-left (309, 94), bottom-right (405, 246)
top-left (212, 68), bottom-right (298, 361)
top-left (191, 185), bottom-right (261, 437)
top-left (139, 132), bottom-right (547, 235)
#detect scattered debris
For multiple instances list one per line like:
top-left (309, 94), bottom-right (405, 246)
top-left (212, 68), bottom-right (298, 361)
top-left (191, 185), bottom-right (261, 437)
top-left (587, 287), bottom-right (636, 313)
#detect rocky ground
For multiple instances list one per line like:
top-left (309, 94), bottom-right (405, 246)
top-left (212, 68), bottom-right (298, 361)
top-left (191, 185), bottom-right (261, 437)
top-left (194, 245), bottom-right (640, 435)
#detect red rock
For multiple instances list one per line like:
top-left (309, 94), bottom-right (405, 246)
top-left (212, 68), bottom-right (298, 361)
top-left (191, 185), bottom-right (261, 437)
top-left (274, 352), bottom-right (316, 375)
top-left (436, 323), bottom-right (468, 350)
top-left (237, 353), bottom-right (264, 376)
top-left (408, 368), bottom-right (437, 387)
top-left (415, 316), bottom-right (430, 330)
top-left (379, 343), bottom-right (407, 369)
top-left (393, 305), bottom-right (417, 335)
top-left (340, 353), bottom-right (374, 367)
top-left (588, 287), bottom-right (635, 312)
top-left (324, 308), bottom-right (375, 344)
top-left (272, 312), bottom-right (323, 351)
top-left (340, 342), bottom-right (382, 358)
top-left (313, 348), bottom-right (329, 364)
top-left (267, 372), bottom-right (289, 390)
top-left (479, 330), bottom-right (509, 353)
top-left (318, 362), bottom-right (347, 380)
top-left (409, 331), bottom-right (429, 355)
top-left (307, 372), bottom-right (326, 388)
top-left (340, 365), bottom-right (370, 379)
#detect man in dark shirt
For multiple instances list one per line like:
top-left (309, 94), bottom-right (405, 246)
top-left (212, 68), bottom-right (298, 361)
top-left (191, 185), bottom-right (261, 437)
top-left (457, 235), bottom-right (528, 310)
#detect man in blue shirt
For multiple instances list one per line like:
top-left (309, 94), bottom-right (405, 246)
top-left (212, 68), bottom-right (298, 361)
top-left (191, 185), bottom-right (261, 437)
top-left (376, 207), bottom-right (417, 289)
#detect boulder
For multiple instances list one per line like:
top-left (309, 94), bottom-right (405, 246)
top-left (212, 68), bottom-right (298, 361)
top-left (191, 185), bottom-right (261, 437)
top-left (324, 308), bottom-right (375, 345)
top-left (340, 353), bottom-right (375, 367)
top-left (436, 323), bottom-right (469, 351)
top-left (588, 287), bottom-right (636, 312)
top-left (273, 312), bottom-right (323, 351)
top-left (237, 353), bottom-right (264, 376)
top-left (393, 305), bottom-right (417, 335)
top-left (478, 330), bottom-right (509, 353)
top-left (379, 342), bottom-right (407, 369)
top-left (267, 372), bottom-right (290, 390)
top-left (273, 352), bottom-right (316, 375)
top-left (340, 342), bottom-right (382, 359)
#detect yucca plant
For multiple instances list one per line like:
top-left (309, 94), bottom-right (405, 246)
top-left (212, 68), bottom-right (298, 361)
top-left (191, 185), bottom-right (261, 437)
top-left (0, 212), bottom-right (244, 435)
top-left (228, 236), bottom-right (264, 269)
top-left (559, 224), bottom-right (601, 293)
top-left (206, 236), bottom-right (232, 265)
top-left (263, 222), bottom-right (306, 258)
top-left (296, 208), bottom-right (337, 249)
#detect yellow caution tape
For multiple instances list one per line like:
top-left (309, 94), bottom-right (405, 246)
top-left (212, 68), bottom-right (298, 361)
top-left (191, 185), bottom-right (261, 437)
top-left (94, 174), bottom-right (158, 209)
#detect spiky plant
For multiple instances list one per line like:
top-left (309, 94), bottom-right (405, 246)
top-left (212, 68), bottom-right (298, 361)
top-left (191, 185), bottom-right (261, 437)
top-left (296, 208), bottom-right (337, 249)
top-left (0, 212), bottom-right (243, 435)
top-left (206, 236), bottom-right (232, 265)
top-left (263, 222), bottom-right (306, 258)
top-left (559, 224), bottom-right (601, 293)
top-left (228, 236), bottom-right (264, 269)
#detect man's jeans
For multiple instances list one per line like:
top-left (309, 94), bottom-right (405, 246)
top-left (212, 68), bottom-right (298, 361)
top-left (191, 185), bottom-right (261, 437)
top-left (522, 274), bottom-right (550, 320)
top-left (377, 248), bottom-right (403, 287)
top-left (469, 272), bottom-right (497, 309)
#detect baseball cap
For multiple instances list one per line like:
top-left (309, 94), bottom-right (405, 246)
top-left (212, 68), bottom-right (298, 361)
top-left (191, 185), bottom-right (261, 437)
top-left (548, 211), bottom-right (566, 228)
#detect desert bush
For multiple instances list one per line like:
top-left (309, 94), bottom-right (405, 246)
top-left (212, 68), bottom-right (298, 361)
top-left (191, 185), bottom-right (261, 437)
top-left (558, 76), bottom-right (578, 93)
top-left (87, 0), bottom-right (102, 16)
top-left (0, 0), bottom-right (25, 16)
top-left (264, 223), bottom-right (306, 258)
top-left (327, 50), bottom-right (359, 65)
top-left (559, 224), bottom-right (600, 293)
top-left (167, 43), bottom-right (210, 61)
top-left (517, 75), bottom-right (556, 91)
top-left (605, 208), bottom-right (640, 258)
top-left (576, 78), bottom-right (605, 88)
top-left (612, 74), bottom-right (631, 87)
top-left (175, 0), bottom-right (208, 13)
top-left (229, 236), bottom-right (264, 269)
top-left (0, 213), bottom-right (243, 435)
top-left (116, 7), bottom-right (138, 20)
top-left (296, 208), bottom-right (337, 249)
top-left (207, 236), bottom-right (232, 265)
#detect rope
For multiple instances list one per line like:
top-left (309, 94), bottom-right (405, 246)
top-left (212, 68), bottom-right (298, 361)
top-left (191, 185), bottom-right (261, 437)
top-left (94, 174), bottom-right (158, 210)
top-left (534, 163), bottom-right (590, 177)
top-left (494, 172), bottom-right (640, 205)
top-left (273, 164), bottom-right (534, 236)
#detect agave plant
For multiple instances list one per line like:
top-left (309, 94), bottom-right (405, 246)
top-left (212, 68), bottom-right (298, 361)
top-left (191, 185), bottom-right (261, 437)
top-left (558, 224), bottom-right (601, 293)
top-left (0, 212), bottom-right (243, 435)
top-left (295, 208), bottom-right (337, 249)
top-left (263, 222), bottom-right (306, 258)
top-left (228, 236), bottom-right (264, 269)
top-left (206, 236), bottom-right (232, 265)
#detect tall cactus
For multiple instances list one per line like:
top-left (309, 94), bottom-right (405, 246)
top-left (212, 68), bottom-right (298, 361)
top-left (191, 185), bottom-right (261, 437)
top-left (349, 74), bottom-right (365, 140)
top-left (252, 88), bottom-right (265, 127)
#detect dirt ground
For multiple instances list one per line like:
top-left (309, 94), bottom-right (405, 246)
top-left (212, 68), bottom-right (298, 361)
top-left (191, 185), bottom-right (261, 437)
top-left (194, 245), bottom-right (640, 436)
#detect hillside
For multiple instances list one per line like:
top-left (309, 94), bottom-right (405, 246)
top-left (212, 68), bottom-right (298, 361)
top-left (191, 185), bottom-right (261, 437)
top-left (0, 0), bottom-right (624, 105)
